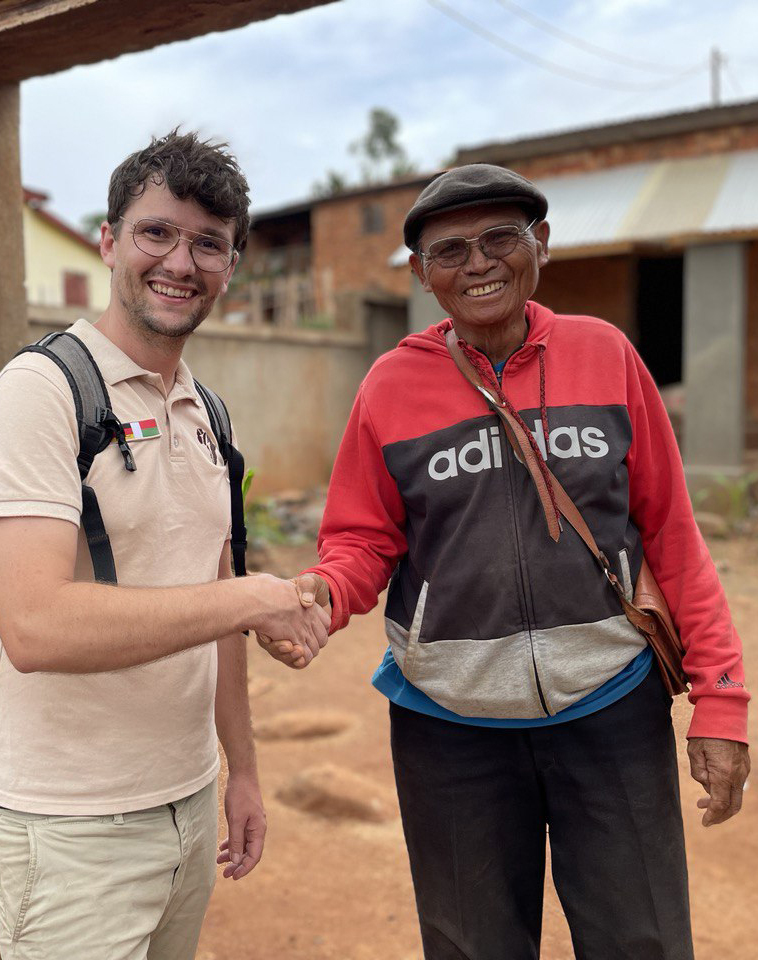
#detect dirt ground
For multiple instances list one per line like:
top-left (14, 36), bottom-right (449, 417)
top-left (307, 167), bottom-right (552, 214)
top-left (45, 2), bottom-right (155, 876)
top-left (198, 534), bottom-right (758, 960)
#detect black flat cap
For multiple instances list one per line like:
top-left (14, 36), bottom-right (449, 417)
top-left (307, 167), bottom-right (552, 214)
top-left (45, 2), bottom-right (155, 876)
top-left (404, 163), bottom-right (548, 251)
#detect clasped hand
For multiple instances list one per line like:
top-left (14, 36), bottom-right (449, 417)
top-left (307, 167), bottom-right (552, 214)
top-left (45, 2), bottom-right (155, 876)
top-left (256, 573), bottom-right (331, 669)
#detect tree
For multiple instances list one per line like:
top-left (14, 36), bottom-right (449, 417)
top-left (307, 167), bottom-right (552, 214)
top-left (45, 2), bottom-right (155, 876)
top-left (310, 108), bottom-right (416, 198)
top-left (349, 107), bottom-right (416, 183)
top-left (311, 170), bottom-right (350, 199)
top-left (80, 211), bottom-right (108, 242)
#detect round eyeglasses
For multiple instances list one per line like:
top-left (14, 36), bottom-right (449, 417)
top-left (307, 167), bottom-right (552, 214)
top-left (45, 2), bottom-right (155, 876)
top-left (422, 219), bottom-right (538, 268)
top-left (119, 217), bottom-right (237, 272)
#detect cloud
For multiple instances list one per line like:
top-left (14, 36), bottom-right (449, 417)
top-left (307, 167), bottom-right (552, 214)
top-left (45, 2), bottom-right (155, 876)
top-left (21, 0), bottom-right (758, 225)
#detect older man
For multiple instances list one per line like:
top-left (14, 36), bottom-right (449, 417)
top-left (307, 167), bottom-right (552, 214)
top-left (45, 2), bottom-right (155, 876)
top-left (269, 165), bottom-right (750, 960)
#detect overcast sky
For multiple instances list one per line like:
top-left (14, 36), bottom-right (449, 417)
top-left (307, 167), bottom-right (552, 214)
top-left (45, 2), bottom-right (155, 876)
top-left (21, 0), bottom-right (758, 229)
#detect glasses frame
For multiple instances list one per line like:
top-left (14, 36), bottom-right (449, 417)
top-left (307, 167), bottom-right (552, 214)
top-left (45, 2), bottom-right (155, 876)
top-left (119, 216), bottom-right (238, 273)
top-left (421, 219), bottom-right (539, 268)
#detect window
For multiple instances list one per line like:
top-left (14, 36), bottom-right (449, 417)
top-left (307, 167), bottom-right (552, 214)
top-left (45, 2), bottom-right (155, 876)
top-left (361, 203), bottom-right (385, 235)
top-left (63, 272), bottom-right (89, 308)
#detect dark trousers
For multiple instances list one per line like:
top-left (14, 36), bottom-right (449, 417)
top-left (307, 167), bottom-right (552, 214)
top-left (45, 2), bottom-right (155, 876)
top-left (390, 668), bottom-right (694, 960)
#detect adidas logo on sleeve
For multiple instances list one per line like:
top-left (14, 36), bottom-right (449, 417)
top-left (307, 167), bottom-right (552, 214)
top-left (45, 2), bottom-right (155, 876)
top-left (715, 673), bottom-right (744, 690)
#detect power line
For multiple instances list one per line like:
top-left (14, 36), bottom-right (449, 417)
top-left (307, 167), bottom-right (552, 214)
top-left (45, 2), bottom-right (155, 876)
top-left (491, 0), bottom-right (688, 75)
top-left (426, 0), bottom-right (705, 94)
top-left (610, 64), bottom-right (713, 115)
top-left (724, 62), bottom-right (743, 98)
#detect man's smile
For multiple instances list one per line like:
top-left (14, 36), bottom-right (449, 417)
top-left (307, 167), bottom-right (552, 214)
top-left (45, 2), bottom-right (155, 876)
top-left (463, 280), bottom-right (507, 298)
top-left (146, 279), bottom-right (200, 301)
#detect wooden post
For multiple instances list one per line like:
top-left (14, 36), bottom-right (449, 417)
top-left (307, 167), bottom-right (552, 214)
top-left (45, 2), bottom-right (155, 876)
top-left (0, 82), bottom-right (28, 366)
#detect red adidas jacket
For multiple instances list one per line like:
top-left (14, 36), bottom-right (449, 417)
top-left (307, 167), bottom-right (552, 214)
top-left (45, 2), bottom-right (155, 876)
top-left (307, 301), bottom-right (749, 742)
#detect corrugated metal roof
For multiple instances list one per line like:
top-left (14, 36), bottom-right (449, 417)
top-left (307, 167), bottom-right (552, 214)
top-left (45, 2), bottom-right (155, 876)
top-left (536, 163), bottom-right (653, 249)
top-left (704, 150), bottom-right (758, 232)
top-left (541, 150), bottom-right (758, 251)
top-left (389, 149), bottom-right (758, 266)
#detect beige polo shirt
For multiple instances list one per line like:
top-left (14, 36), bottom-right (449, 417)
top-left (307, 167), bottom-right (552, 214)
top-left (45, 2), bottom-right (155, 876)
top-left (0, 319), bottom-right (232, 814)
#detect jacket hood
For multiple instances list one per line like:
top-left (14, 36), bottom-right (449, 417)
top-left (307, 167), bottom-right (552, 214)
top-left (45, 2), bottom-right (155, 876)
top-left (396, 300), bottom-right (557, 359)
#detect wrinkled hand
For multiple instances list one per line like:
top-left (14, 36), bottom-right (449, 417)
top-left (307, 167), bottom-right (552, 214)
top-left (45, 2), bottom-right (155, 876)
top-left (688, 737), bottom-right (750, 827)
top-left (257, 573), bottom-right (331, 669)
top-left (217, 771), bottom-right (267, 880)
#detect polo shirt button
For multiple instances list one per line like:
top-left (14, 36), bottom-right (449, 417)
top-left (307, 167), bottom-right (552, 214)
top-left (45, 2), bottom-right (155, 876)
top-left (173, 437), bottom-right (180, 448)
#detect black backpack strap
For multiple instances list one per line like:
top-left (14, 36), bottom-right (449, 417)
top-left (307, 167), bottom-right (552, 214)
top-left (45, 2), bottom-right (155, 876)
top-left (194, 379), bottom-right (248, 578)
top-left (16, 332), bottom-right (135, 584)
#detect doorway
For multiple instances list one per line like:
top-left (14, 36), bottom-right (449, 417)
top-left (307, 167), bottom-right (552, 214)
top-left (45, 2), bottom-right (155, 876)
top-left (636, 256), bottom-right (683, 387)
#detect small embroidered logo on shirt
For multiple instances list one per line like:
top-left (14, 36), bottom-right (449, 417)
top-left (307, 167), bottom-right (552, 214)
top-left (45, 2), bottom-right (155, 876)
top-left (196, 428), bottom-right (218, 465)
top-left (715, 672), bottom-right (744, 690)
top-left (111, 419), bottom-right (160, 443)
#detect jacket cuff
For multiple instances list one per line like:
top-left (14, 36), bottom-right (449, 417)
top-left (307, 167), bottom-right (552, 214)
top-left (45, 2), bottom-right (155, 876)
top-left (300, 567), bottom-right (343, 635)
top-left (686, 695), bottom-right (749, 744)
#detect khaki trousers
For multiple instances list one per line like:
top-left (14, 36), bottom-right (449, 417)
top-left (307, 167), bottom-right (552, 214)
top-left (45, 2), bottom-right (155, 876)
top-left (0, 778), bottom-right (218, 960)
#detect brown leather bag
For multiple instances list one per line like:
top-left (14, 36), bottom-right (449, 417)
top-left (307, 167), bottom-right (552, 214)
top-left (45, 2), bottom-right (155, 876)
top-left (445, 330), bottom-right (688, 696)
top-left (630, 558), bottom-right (688, 695)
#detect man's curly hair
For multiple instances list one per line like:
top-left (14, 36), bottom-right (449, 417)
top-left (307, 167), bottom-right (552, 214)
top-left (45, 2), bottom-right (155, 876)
top-left (107, 129), bottom-right (251, 251)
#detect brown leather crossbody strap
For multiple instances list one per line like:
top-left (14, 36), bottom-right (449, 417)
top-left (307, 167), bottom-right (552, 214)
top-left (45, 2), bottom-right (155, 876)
top-left (444, 329), bottom-right (657, 635)
top-left (445, 330), bottom-right (561, 542)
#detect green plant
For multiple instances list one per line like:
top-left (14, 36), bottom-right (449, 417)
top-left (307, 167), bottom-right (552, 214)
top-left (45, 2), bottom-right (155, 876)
top-left (242, 469), bottom-right (288, 546)
top-left (297, 312), bottom-right (334, 330)
top-left (242, 468), bottom-right (255, 505)
top-left (691, 470), bottom-right (758, 527)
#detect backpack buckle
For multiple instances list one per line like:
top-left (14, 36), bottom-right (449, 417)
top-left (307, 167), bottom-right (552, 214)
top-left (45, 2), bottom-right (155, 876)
top-left (96, 408), bottom-right (136, 472)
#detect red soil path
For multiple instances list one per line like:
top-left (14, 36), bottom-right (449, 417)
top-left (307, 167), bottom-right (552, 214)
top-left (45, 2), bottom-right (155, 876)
top-left (199, 535), bottom-right (757, 960)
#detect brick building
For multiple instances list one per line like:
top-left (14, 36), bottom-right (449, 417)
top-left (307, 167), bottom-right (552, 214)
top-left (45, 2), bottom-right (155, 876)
top-left (238, 98), bottom-right (758, 474)
top-left (233, 176), bottom-right (436, 331)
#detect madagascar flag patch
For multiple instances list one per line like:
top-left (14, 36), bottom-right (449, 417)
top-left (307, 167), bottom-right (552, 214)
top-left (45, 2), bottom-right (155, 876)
top-left (112, 418), bottom-right (161, 442)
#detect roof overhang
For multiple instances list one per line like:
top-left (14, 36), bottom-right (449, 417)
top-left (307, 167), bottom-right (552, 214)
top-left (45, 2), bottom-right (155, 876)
top-left (0, 0), bottom-right (339, 83)
top-left (455, 99), bottom-right (758, 167)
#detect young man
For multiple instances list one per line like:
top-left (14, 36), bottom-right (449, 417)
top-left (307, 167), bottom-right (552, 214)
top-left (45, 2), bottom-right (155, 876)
top-left (0, 131), bottom-right (329, 959)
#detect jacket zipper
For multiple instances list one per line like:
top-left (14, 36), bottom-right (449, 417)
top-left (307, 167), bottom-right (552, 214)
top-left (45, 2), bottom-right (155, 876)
top-left (500, 344), bottom-right (550, 717)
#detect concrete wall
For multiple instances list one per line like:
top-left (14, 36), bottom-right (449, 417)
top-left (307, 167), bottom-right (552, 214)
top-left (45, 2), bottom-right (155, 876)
top-left (182, 325), bottom-right (368, 493)
top-left (23, 207), bottom-right (111, 311)
top-left (683, 243), bottom-right (746, 471)
top-left (28, 312), bottom-right (369, 495)
top-left (746, 241), bottom-right (758, 424)
top-left (408, 273), bottom-right (447, 333)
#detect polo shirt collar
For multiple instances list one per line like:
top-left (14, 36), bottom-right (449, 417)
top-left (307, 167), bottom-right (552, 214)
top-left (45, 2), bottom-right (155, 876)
top-left (171, 361), bottom-right (202, 406)
top-left (67, 319), bottom-right (202, 406)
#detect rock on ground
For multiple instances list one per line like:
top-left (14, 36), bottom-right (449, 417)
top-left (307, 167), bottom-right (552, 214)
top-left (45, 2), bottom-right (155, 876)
top-left (276, 763), bottom-right (397, 823)
top-left (255, 710), bottom-right (353, 741)
top-left (695, 511), bottom-right (731, 538)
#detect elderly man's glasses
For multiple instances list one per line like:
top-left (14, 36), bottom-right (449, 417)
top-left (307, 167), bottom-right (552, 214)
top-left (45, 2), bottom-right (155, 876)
top-left (422, 219), bottom-right (538, 268)
top-left (119, 217), bottom-right (237, 272)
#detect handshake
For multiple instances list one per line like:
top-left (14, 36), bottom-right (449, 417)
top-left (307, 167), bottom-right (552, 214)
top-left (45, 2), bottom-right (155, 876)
top-left (254, 572), bottom-right (331, 670)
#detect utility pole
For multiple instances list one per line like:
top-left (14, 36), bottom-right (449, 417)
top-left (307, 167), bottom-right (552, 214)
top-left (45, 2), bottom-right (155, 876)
top-left (710, 46), bottom-right (725, 106)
